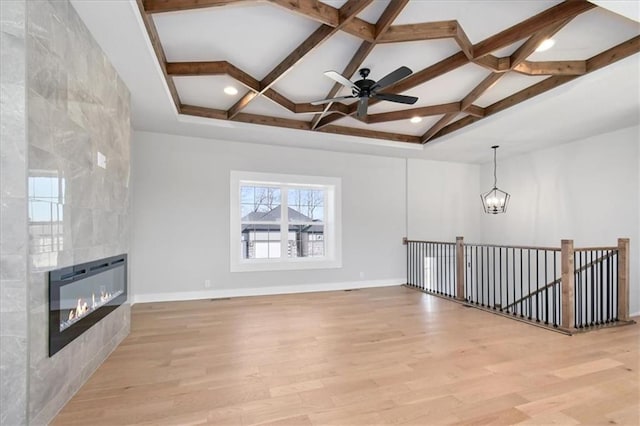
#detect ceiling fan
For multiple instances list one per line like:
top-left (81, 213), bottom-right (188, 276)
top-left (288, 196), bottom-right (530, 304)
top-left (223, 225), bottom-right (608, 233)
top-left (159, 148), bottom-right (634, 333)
top-left (311, 66), bottom-right (418, 119)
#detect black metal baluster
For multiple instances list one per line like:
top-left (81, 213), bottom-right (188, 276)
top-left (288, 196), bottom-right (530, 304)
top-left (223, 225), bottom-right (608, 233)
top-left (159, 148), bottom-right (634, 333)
top-left (475, 246), bottom-right (479, 305)
top-left (520, 249), bottom-right (524, 317)
top-left (505, 248), bottom-right (509, 313)
top-left (413, 242), bottom-right (416, 287)
top-left (576, 251), bottom-right (581, 328)
top-left (605, 250), bottom-right (610, 323)
top-left (440, 243), bottom-right (443, 295)
top-left (587, 250), bottom-right (595, 326)
top-left (408, 242), bottom-right (411, 286)
top-left (512, 248), bottom-right (516, 316)
top-left (480, 246), bottom-right (484, 306)
top-left (611, 250), bottom-right (620, 321)
top-left (485, 246), bottom-right (490, 307)
top-left (492, 246), bottom-right (496, 309)
top-left (535, 249), bottom-right (540, 322)
top-left (451, 244), bottom-right (455, 297)
top-left (599, 250), bottom-right (604, 325)
top-left (544, 250), bottom-right (548, 324)
top-left (527, 249), bottom-right (533, 319)
top-left (553, 251), bottom-right (557, 327)
top-left (448, 243), bottom-right (451, 296)
top-left (499, 247), bottom-right (503, 311)
top-left (465, 246), bottom-right (469, 302)
top-left (406, 241), bottom-right (409, 286)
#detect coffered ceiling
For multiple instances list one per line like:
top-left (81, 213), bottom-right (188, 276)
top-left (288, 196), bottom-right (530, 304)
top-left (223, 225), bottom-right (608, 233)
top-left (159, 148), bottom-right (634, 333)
top-left (133, 0), bottom-right (639, 144)
top-left (71, 0), bottom-right (640, 162)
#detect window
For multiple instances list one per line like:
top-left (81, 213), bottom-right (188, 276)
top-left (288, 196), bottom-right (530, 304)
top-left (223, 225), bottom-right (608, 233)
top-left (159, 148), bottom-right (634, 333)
top-left (230, 171), bottom-right (341, 272)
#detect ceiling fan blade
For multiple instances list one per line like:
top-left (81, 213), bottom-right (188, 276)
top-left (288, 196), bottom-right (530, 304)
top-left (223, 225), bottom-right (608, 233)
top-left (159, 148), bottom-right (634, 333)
top-left (324, 70), bottom-right (358, 90)
top-left (371, 66), bottom-right (413, 91)
top-left (356, 97), bottom-right (369, 119)
top-left (374, 93), bottom-right (418, 104)
top-left (310, 95), bottom-right (356, 105)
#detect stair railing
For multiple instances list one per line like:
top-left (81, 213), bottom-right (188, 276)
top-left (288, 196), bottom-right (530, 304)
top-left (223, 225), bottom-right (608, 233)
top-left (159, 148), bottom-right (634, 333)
top-left (404, 237), bottom-right (632, 333)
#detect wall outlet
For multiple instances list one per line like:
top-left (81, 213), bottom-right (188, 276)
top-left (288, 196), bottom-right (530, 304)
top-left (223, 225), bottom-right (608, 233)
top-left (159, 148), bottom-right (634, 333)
top-left (97, 151), bottom-right (107, 169)
top-left (359, 271), bottom-right (365, 279)
top-left (204, 279), bottom-right (211, 288)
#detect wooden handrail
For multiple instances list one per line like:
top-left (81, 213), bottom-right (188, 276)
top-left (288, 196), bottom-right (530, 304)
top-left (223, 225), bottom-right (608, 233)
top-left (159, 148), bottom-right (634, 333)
top-left (464, 242), bottom-right (561, 251)
top-left (404, 239), bottom-right (456, 245)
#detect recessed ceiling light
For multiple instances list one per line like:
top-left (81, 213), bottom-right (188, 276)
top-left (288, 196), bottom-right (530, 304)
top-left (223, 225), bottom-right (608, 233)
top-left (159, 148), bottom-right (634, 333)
top-left (224, 86), bottom-right (238, 95)
top-left (410, 116), bottom-right (422, 124)
top-left (535, 38), bottom-right (555, 52)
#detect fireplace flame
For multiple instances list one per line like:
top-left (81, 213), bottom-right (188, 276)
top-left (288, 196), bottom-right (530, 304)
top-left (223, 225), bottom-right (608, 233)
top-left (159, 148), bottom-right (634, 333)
top-left (60, 289), bottom-right (120, 331)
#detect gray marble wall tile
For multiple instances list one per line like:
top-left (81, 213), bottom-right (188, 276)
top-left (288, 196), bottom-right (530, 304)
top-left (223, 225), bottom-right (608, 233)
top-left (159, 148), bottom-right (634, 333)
top-left (24, 0), bottom-right (132, 424)
top-left (1, 1), bottom-right (28, 424)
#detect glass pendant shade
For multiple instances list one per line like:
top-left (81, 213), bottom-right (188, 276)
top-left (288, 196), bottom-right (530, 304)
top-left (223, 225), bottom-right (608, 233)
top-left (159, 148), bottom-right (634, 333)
top-left (481, 146), bottom-right (510, 214)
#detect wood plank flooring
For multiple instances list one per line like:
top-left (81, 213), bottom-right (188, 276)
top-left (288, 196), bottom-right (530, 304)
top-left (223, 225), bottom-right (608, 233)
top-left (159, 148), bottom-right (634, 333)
top-left (53, 286), bottom-right (639, 425)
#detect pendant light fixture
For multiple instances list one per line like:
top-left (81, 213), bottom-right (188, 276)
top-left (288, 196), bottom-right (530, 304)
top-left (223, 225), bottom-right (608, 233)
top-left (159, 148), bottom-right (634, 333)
top-left (481, 145), bottom-right (510, 214)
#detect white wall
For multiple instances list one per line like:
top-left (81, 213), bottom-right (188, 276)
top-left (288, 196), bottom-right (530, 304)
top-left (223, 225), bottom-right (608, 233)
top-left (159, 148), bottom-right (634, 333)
top-left (130, 131), bottom-right (408, 301)
top-left (478, 125), bottom-right (640, 315)
top-left (407, 158), bottom-right (481, 243)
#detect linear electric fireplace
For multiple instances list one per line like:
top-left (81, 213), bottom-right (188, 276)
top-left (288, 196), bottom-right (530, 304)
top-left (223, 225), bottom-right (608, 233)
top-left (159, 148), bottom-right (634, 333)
top-left (49, 254), bottom-right (127, 356)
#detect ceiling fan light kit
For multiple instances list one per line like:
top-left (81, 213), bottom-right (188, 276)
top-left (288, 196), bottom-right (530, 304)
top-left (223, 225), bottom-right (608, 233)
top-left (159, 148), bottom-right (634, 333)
top-left (311, 66), bottom-right (419, 118)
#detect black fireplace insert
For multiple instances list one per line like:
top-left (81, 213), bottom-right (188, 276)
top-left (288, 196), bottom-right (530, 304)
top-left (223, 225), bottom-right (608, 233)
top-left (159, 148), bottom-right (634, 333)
top-left (49, 254), bottom-right (127, 356)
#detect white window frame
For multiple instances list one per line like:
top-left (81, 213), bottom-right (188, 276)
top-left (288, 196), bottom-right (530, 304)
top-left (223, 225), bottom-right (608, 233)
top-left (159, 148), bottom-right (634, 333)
top-left (230, 171), bottom-right (342, 272)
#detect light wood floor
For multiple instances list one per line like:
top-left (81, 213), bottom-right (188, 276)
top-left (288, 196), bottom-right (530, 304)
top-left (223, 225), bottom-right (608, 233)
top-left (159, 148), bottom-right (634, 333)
top-left (53, 286), bottom-right (639, 425)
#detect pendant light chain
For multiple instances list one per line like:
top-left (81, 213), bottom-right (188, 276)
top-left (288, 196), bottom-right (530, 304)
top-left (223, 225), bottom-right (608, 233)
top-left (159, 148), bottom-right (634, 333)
top-left (493, 146), bottom-right (497, 188)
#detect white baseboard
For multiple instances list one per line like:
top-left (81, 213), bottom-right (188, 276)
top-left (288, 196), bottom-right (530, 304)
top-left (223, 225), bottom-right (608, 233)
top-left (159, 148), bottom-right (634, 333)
top-left (129, 278), bottom-right (405, 305)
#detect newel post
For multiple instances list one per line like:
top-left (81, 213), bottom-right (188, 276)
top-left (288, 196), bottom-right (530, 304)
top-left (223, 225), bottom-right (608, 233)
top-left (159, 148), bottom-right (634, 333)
top-left (617, 238), bottom-right (630, 321)
top-left (561, 239), bottom-right (575, 330)
top-left (456, 236), bottom-right (465, 301)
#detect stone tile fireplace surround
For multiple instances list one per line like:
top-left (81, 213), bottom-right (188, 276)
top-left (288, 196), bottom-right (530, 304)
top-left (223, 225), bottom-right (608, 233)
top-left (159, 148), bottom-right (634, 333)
top-left (1, 0), bottom-right (131, 424)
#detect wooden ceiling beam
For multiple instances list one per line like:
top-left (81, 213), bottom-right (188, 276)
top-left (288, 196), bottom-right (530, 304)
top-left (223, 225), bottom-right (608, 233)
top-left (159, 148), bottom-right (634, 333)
top-left (381, 51), bottom-right (470, 99)
top-left (342, 18), bottom-right (376, 42)
top-left (472, 0), bottom-right (596, 58)
top-left (366, 102), bottom-right (461, 124)
top-left (431, 35), bottom-right (640, 142)
top-left (166, 61), bottom-right (262, 92)
top-left (454, 22), bottom-right (474, 59)
top-left (135, 0), bottom-right (181, 112)
top-left (263, 89), bottom-right (297, 113)
top-left (180, 104), bottom-right (228, 120)
top-left (587, 35), bottom-right (640, 72)
top-left (295, 103), bottom-right (350, 115)
top-left (269, 0), bottom-right (339, 27)
top-left (465, 105), bottom-right (485, 117)
top-left (227, 0), bottom-right (372, 119)
top-left (143, 0), bottom-right (247, 14)
top-left (513, 60), bottom-right (586, 76)
top-left (166, 61), bottom-right (228, 76)
top-left (234, 112), bottom-right (312, 130)
top-left (317, 125), bottom-right (421, 144)
top-left (259, 24), bottom-right (335, 90)
top-left (421, 112), bottom-right (459, 143)
top-left (227, 92), bottom-right (258, 118)
top-left (375, 0), bottom-right (409, 38)
top-left (377, 21), bottom-right (457, 43)
top-left (461, 72), bottom-right (503, 111)
top-left (509, 18), bottom-right (573, 66)
top-left (473, 55), bottom-right (510, 73)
